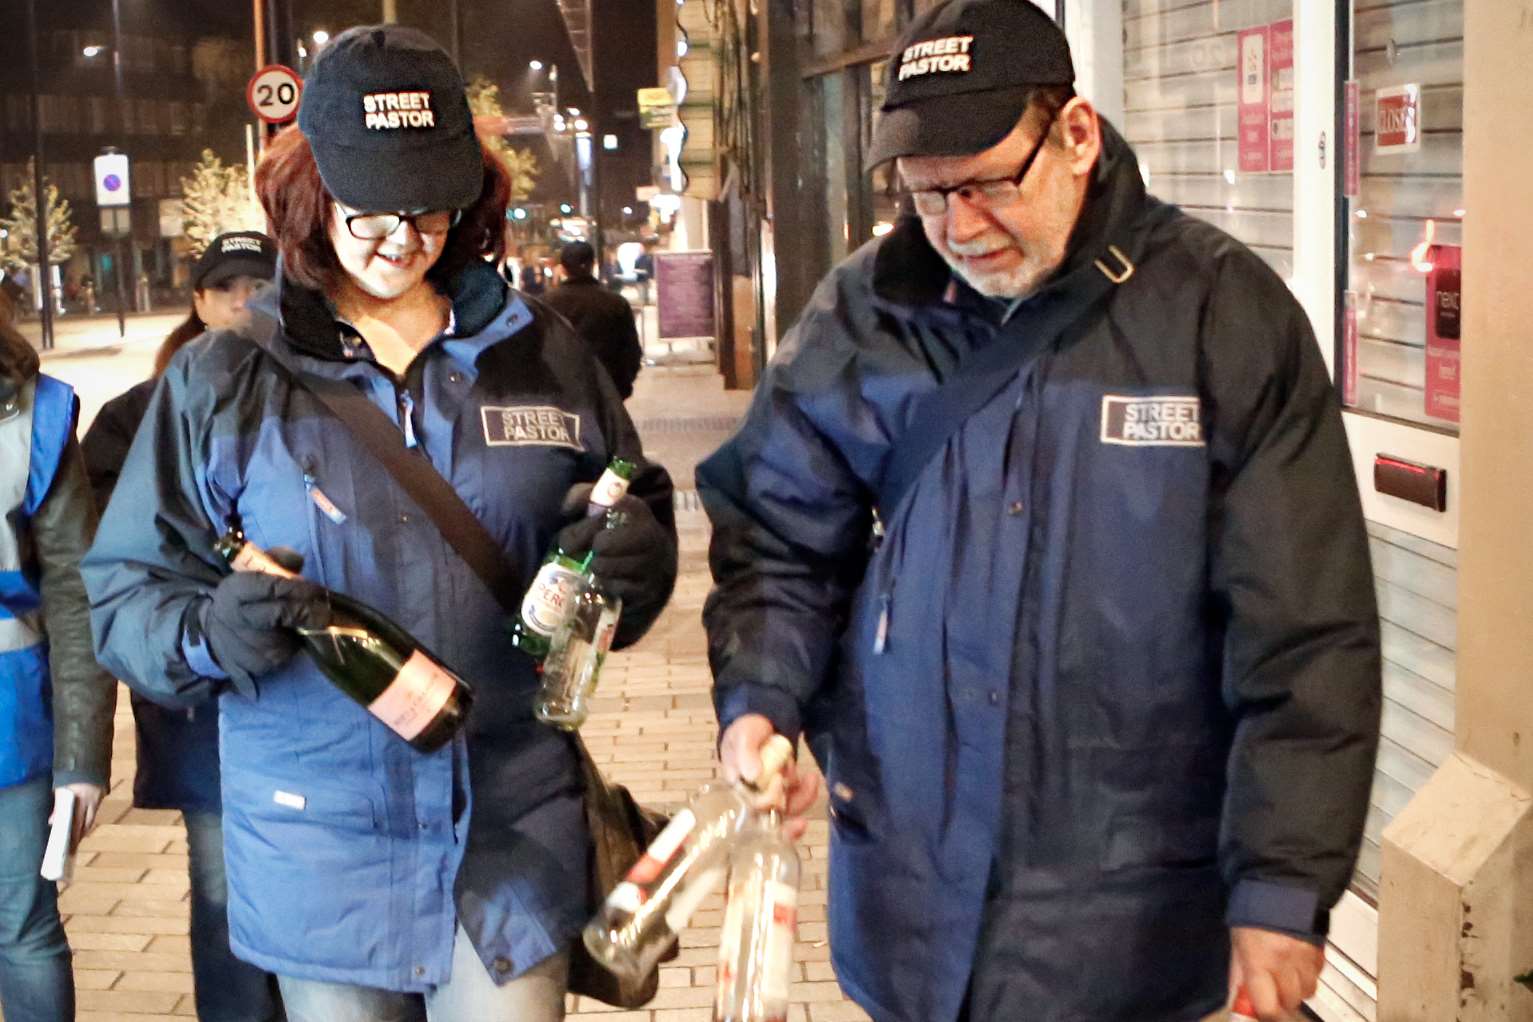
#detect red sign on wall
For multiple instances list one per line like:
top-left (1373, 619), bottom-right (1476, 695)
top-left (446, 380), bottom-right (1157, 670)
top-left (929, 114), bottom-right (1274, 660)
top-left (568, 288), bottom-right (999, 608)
top-left (1376, 84), bottom-right (1422, 154)
top-left (1268, 20), bottom-right (1295, 172)
top-left (1237, 26), bottom-right (1271, 174)
top-left (1424, 244), bottom-right (1462, 423)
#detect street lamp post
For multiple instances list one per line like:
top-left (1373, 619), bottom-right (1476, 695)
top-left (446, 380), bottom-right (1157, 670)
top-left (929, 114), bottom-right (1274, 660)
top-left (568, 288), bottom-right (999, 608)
top-left (24, 0), bottom-right (52, 350)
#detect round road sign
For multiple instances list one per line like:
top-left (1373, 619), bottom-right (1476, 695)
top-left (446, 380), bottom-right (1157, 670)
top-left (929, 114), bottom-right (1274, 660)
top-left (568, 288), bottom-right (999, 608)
top-left (247, 65), bottom-right (303, 125)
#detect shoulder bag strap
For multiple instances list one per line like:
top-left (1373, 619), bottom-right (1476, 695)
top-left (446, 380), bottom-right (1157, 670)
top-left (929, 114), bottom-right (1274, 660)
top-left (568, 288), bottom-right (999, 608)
top-left (876, 243), bottom-right (1139, 520)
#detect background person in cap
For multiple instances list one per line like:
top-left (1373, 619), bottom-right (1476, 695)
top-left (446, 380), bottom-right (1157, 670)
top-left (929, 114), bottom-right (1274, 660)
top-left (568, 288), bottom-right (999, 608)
top-left (544, 240), bottom-right (644, 400)
top-left (80, 227), bottom-right (284, 1022)
top-left (83, 23), bottom-right (677, 1022)
top-left (699, 1), bottom-right (1380, 1020)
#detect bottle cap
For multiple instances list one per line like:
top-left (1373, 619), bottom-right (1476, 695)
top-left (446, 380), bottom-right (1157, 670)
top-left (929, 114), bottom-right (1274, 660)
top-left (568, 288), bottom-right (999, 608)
top-left (757, 734), bottom-right (794, 784)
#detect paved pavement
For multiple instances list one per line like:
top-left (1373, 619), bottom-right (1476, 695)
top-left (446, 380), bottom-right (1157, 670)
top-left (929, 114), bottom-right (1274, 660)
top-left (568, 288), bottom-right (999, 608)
top-left (29, 351), bottom-right (872, 1022)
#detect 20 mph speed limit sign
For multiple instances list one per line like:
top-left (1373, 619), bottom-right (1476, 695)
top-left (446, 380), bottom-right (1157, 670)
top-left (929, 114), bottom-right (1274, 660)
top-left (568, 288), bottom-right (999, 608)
top-left (247, 65), bottom-right (303, 124)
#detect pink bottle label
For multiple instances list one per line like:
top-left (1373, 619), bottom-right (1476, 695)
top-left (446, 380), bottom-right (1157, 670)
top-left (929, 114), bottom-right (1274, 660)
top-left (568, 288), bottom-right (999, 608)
top-left (366, 649), bottom-right (456, 741)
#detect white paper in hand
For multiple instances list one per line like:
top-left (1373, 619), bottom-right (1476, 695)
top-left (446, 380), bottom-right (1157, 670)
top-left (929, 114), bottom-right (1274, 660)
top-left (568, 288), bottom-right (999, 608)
top-left (40, 788), bottom-right (77, 883)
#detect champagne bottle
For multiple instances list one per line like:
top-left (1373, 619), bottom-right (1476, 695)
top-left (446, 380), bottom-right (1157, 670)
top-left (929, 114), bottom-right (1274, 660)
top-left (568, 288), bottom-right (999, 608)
top-left (714, 808), bottom-right (800, 1022)
top-left (532, 572), bottom-right (620, 730)
top-left (511, 458), bottom-right (635, 660)
top-left (583, 736), bottom-right (796, 983)
top-left (216, 529), bottom-right (473, 754)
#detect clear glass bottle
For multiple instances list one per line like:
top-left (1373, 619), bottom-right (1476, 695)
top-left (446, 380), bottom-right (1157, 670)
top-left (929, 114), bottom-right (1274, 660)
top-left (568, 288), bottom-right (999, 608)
top-left (533, 574), bottom-right (620, 730)
top-left (583, 735), bottom-right (795, 983)
top-left (510, 458), bottom-right (635, 661)
top-left (714, 808), bottom-right (800, 1022)
top-left (216, 529), bottom-right (473, 753)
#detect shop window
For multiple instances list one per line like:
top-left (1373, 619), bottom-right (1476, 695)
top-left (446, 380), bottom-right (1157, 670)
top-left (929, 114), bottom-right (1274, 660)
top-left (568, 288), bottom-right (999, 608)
top-left (861, 0), bottom-right (899, 42)
top-left (1121, 0), bottom-right (1298, 283)
top-left (1341, 1), bottom-right (1464, 433)
top-left (820, 72), bottom-right (852, 265)
top-left (812, 0), bottom-right (851, 57)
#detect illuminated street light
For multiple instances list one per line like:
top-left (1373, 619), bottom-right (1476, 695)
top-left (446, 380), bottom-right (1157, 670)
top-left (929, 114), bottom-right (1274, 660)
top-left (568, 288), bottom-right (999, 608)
top-left (82, 45), bottom-right (104, 57)
top-left (622, 206), bottom-right (633, 216)
top-left (529, 59), bottom-right (544, 71)
top-left (313, 29), bottom-right (330, 45)
top-left (574, 118), bottom-right (589, 132)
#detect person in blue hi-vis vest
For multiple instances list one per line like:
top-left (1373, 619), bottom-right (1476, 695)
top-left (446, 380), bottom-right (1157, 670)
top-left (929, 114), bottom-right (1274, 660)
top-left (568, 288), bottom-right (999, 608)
top-left (0, 286), bottom-right (117, 1022)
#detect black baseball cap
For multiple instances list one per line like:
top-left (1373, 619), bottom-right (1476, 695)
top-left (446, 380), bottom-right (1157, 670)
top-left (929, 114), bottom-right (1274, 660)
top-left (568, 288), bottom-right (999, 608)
top-left (297, 24), bottom-right (484, 213)
top-left (192, 232), bottom-right (277, 291)
top-left (866, 0), bottom-right (1075, 170)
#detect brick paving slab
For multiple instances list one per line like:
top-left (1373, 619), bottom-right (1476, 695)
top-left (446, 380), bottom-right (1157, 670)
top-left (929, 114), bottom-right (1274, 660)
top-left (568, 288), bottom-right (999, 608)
top-left (15, 365), bottom-right (871, 1021)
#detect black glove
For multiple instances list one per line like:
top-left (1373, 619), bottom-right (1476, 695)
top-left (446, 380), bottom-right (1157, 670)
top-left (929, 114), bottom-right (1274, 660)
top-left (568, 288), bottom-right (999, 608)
top-left (555, 484), bottom-right (678, 646)
top-left (196, 549), bottom-right (329, 696)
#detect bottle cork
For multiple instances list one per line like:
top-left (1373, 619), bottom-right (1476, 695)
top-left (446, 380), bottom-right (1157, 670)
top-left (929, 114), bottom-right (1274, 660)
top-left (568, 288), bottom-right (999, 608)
top-left (754, 734), bottom-right (795, 787)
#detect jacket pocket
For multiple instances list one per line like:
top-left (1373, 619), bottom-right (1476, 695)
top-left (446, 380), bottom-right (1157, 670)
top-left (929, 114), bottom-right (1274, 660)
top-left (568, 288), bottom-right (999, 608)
top-left (220, 766), bottom-right (393, 971)
top-left (222, 765), bottom-right (382, 835)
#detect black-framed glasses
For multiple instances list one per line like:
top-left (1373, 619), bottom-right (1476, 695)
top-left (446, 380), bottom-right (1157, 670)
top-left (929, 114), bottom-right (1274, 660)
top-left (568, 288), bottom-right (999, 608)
top-left (342, 208), bottom-right (463, 240)
top-left (903, 110), bottom-right (1060, 217)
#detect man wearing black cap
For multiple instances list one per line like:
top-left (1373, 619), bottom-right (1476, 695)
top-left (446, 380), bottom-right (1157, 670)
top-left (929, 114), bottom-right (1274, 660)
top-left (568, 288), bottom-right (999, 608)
top-left (699, 3), bottom-right (1380, 1021)
top-left (544, 241), bottom-right (643, 399)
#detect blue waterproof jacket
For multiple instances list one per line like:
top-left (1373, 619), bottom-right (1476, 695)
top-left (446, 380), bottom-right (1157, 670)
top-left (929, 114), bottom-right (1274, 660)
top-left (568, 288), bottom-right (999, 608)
top-left (699, 124), bottom-right (1381, 1021)
top-left (84, 263), bottom-right (675, 991)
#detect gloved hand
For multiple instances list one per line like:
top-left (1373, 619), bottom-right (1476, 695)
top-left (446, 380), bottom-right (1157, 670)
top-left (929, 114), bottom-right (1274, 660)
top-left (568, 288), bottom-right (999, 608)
top-left (197, 548), bottom-right (329, 696)
top-left (555, 483), bottom-right (678, 645)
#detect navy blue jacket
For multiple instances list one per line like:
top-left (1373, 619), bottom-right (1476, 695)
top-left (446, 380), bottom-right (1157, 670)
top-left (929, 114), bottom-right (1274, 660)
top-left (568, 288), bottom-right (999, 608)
top-left (83, 376), bottom-right (221, 813)
top-left (699, 124), bottom-right (1380, 1021)
top-left (84, 263), bottom-right (675, 991)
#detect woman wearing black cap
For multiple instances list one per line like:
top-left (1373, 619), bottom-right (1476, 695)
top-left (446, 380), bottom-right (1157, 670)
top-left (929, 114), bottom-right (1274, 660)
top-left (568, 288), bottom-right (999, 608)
top-left (81, 231), bottom-right (284, 1022)
top-left (83, 25), bottom-right (677, 1021)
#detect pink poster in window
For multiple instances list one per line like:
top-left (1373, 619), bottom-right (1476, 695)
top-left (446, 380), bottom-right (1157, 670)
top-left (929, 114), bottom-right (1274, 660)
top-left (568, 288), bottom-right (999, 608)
top-left (1424, 245), bottom-right (1462, 423)
top-left (1237, 26), bottom-right (1271, 174)
top-left (1268, 20), bottom-right (1295, 172)
top-left (1344, 81), bottom-right (1361, 197)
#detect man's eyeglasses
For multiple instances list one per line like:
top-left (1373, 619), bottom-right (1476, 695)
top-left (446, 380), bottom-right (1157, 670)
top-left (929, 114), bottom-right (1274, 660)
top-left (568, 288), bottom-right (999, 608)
top-left (342, 208), bottom-right (463, 240)
top-left (902, 111), bottom-right (1060, 217)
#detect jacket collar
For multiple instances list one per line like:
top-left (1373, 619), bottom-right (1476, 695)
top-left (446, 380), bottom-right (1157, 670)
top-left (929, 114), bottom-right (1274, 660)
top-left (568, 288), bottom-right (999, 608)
top-left (559, 273), bottom-right (601, 287)
top-left (871, 117), bottom-right (1149, 312)
top-left (247, 259), bottom-right (531, 369)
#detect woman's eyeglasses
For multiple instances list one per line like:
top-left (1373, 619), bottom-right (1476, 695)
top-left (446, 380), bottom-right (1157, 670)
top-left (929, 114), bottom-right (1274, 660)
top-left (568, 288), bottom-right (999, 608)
top-left (342, 208), bottom-right (463, 240)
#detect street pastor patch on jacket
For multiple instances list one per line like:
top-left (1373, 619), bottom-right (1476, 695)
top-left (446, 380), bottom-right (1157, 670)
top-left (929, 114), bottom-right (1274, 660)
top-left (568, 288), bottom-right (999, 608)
top-left (481, 406), bottom-right (583, 450)
top-left (1099, 395), bottom-right (1205, 447)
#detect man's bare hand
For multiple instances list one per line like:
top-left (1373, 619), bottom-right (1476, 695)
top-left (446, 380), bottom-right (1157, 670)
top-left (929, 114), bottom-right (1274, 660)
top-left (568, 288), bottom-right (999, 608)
top-left (718, 714), bottom-right (821, 841)
top-left (1230, 926), bottom-right (1324, 1020)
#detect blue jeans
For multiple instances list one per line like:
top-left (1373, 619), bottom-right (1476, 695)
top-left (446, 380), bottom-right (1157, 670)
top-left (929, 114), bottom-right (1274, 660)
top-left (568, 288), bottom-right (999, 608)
top-left (184, 811), bottom-right (285, 1022)
top-left (0, 777), bottom-right (74, 1022)
top-left (278, 930), bottom-right (567, 1022)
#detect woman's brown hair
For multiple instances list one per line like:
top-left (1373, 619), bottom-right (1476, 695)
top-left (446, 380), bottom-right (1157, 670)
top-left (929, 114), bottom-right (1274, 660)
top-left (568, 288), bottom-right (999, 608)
top-left (153, 308), bottom-right (207, 376)
top-left (254, 126), bottom-right (511, 293)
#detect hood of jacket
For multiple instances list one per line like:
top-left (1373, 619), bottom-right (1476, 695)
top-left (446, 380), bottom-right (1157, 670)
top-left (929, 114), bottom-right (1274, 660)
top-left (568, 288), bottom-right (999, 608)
top-left (244, 258), bottom-right (523, 366)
